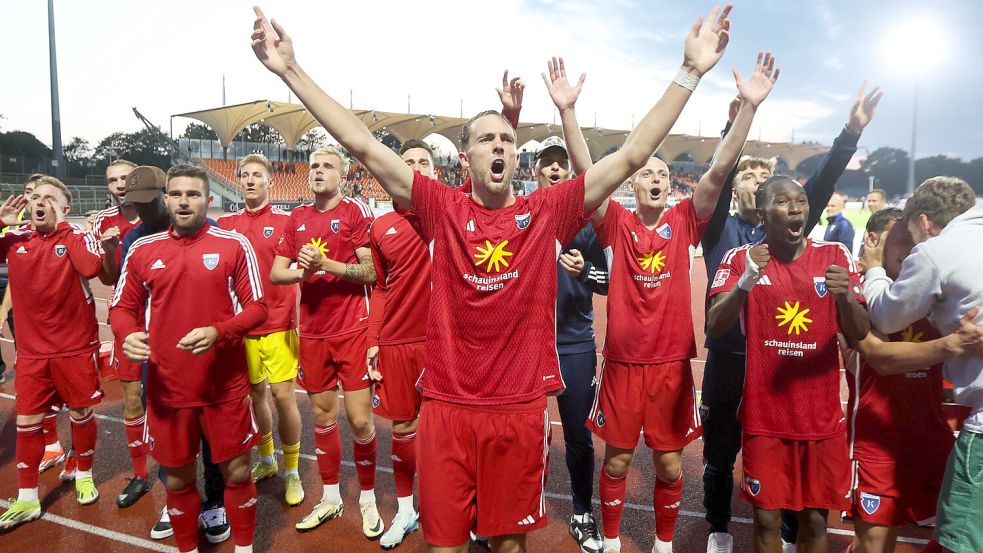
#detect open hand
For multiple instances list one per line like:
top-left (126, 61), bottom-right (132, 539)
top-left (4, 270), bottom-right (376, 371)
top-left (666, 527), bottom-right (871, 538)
top-left (251, 6), bottom-right (297, 77)
top-left (542, 57), bottom-right (586, 112)
top-left (682, 4), bottom-right (732, 76)
top-left (496, 70), bottom-right (525, 117)
top-left (846, 80), bottom-right (884, 133)
top-left (734, 51), bottom-right (779, 108)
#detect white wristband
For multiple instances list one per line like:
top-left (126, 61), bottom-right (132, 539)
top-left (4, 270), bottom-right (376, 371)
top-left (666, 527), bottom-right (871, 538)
top-left (673, 68), bottom-right (701, 92)
top-left (737, 250), bottom-right (763, 291)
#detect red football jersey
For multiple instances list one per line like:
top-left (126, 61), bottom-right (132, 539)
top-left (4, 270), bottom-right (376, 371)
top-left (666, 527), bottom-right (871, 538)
top-left (218, 205), bottom-right (298, 335)
top-left (366, 211), bottom-right (430, 347)
top-left (597, 199), bottom-right (708, 363)
top-left (410, 172), bottom-right (589, 405)
top-left (845, 318), bottom-right (955, 462)
top-left (710, 239), bottom-right (862, 439)
top-left (275, 198), bottom-right (374, 338)
top-left (110, 225), bottom-right (267, 407)
top-left (92, 205), bottom-right (140, 270)
top-left (1, 222), bottom-right (102, 358)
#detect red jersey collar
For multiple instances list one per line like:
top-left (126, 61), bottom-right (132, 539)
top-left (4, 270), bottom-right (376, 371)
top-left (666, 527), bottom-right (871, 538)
top-left (244, 203), bottom-right (272, 218)
top-left (169, 222), bottom-right (210, 243)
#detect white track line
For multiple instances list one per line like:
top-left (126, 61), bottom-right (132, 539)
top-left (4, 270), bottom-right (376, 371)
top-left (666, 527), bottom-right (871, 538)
top-left (0, 392), bottom-right (929, 546)
top-left (0, 499), bottom-right (177, 552)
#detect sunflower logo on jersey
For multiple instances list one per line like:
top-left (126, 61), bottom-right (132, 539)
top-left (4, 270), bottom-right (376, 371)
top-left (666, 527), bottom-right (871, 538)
top-left (775, 301), bottom-right (812, 335)
top-left (473, 239), bottom-right (513, 273)
top-left (638, 250), bottom-right (667, 274)
top-left (304, 237), bottom-right (329, 256)
top-left (900, 325), bottom-right (924, 343)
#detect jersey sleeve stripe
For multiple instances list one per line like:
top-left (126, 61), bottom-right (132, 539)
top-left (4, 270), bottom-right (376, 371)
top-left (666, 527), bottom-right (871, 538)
top-left (69, 223), bottom-right (104, 256)
top-left (110, 232), bottom-right (169, 307)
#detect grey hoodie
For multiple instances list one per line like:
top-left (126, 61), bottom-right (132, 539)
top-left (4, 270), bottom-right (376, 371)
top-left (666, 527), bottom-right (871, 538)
top-left (864, 201), bottom-right (983, 433)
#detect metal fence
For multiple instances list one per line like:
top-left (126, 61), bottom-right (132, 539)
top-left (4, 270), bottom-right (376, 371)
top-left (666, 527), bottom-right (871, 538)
top-left (0, 182), bottom-right (110, 215)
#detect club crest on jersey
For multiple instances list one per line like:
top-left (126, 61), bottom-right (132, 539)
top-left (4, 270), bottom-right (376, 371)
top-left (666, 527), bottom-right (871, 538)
top-left (54, 244), bottom-right (67, 257)
top-left (813, 277), bottom-right (828, 298)
top-left (372, 394), bottom-right (381, 408)
top-left (202, 253), bottom-right (220, 271)
top-left (263, 226), bottom-right (274, 238)
top-left (860, 492), bottom-right (881, 515)
top-left (745, 476), bottom-right (761, 496)
top-left (330, 219), bottom-right (341, 233)
top-left (656, 223), bottom-right (672, 239)
top-left (515, 212), bottom-right (531, 229)
top-left (596, 410), bottom-right (606, 427)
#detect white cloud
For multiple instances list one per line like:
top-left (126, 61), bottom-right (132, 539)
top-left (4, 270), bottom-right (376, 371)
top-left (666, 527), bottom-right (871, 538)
top-left (823, 56), bottom-right (843, 69)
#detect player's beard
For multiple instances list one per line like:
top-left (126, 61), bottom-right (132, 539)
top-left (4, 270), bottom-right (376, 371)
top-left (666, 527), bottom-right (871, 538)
top-left (170, 209), bottom-right (207, 235)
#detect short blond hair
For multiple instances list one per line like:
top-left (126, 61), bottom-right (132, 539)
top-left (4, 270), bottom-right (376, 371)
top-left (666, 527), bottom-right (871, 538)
top-left (736, 155), bottom-right (775, 174)
top-left (106, 159), bottom-right (137, 173)
top-left (31, 175), bottom-right (73, 204)
top-left (309, 146), bottom-right (350, 176)
top-left (239, 153), bottom-right (273, 177)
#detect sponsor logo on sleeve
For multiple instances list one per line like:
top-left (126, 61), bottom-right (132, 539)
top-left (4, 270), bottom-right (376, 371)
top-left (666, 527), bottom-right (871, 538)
top-left (711, 268), bottom-right (730, 288)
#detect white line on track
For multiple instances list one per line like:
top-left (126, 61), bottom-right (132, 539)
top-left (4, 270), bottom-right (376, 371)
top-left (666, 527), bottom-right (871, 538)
top-left (0, 498), bottom-right (178, 552)
top-left (0, 392), bottom-right (929, 546)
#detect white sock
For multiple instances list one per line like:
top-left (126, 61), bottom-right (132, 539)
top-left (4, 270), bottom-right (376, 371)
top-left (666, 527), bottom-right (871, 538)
top-left (75, 469), bottom-right (92, 479)
top-left (44, 442), bottom-right (62, 452)
top-left (260, 454), bottom-right (274, 465)
top-left (573, 513), bottom-right (590, 523)
top-left (285, 469), bottom-right (299, 477)
top-left (359, 489), bottom-right (376, 506)
top-left (233, 545), bottom-right (253, 553)
top-left (322, 484), bottom-right (341, 505)
top-left (17, 488), bottom-right (39, 503)
top-left (603, 536), bottom-right (621, 551)
top-left (396, 495), bottom-right (415, 515)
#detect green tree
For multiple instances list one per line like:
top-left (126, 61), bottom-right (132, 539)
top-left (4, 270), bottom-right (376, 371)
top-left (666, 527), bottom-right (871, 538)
top-left (181, 122), bottom-right (218, 140)
top-left (860, 147), bottom-right (910, 198)
top-left (94, 129), bottom-right (172, 168)
top-left (234, 123), bottom-right (281, 144)
top-left (0, 130), bottom-right (53, 174)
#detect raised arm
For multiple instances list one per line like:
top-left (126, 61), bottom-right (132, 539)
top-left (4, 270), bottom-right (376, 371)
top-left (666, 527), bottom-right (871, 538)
top-left (803, 81), bottom-right (882, 233)
top-left (692, 52), bottom-right (779, 220)
top-left (543, 57), bottom-right (592, 175)
top-left (496, 70), bottom-right (524, 130)
top-left (702, 96), bottom-right (742, 257)
top-left (855, 309), bottom-right (983, 376)
top-left (584, 4), bottom-right (732, 217)
top-left (250, 7), bottom-right (413, 207)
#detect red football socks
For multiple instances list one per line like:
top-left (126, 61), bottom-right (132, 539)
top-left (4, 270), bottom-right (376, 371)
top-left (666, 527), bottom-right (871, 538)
top-left (70, 411), bottom-right (97, 472)
top-left (391, 430), bottom-right (417, 498)
top-left (224, 479), bottom-right (257, 547)
top-left (353, 431), bottom-right (378, 491)
top-left (600, 468), bottom-right (627, 539)
top-left (124, 414), bottom-right (149, 479)
top-left (42, 412), bottom-right (60, 447)
top-left (313, 423), bottom-right (341, 485)
top-left (16, 422), bottom-right (44, 490)
top-left (654, 474), bottom-right (683, 542)
top-left (166, 483), bottom-right (201, 553)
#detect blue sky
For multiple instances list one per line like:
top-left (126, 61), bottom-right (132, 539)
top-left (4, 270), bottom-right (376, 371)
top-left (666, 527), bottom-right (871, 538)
top-left (2, 0), bottom-right (981, 161)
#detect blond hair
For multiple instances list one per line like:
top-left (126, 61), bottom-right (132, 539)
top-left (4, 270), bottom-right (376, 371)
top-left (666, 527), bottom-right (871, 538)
top-left (239, 153), bottom-right (273, 177)
top-left (106, 159), bottom-right (137, 175)
top-left (309, 147), bottom-right (350, 176)
top-left (736, 155), bottom-right (776, 174)
top-left (31, 175), bottom-right (73, 204)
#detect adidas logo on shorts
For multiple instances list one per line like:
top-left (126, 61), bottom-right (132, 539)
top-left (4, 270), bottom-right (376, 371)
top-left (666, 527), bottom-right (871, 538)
top-left (517, 514), bottom-right (537, 526)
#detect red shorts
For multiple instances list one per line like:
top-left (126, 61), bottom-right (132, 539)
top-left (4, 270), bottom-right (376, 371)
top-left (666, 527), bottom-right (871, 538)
top-left (740, 433), bottom-right (851, 511)
top-left (111, 334), bottom-right (143, 382)
top-left (146, 396), bottom-right (258, 468)
top-left (587, 359), bottom-right (702, 451)
top-left (417, 398), bottom-right (551, 546)
top-left (15, 351), bottom-right (103, 416)
top-left (298, 330), bottom-right (369, 393)
top-left (846, 453), bottom-right (949, 526)
top-left (372, 342), bottom-right (424, 421)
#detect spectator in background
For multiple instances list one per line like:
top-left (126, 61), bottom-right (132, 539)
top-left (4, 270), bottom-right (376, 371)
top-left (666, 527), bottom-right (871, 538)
top-left (867, 188), bottom-right (888, 213)
top-left (824, 191), bottom-right (855, 252)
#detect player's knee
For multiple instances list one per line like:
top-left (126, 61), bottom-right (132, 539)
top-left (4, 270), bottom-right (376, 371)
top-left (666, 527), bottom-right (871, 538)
top-left (221, 453), bottom-right (252, 484)
top-left (753, 508), bottom-right (783, 535)
top-left (392, 418), bottom-right (418, 434)
top-left (603, 451), bottom-right (634, 478)
top-left (653, 452), bottom-right (682, 481)
top-left (68, 406), bottom-right (92, 420)
top-left (490, 533), bottom-right (526, 553)
top-left (348, 414), bottom-right (375, 438)
top-left (16, 413), bottom-right (45, 426)
top-left (798, 508), bottom-right (828, 540)
top-left (123, 395), bottom-right (144, 417)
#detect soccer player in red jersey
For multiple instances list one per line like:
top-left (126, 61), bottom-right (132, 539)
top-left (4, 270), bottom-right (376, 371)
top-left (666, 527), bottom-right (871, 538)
top-left (364, 138), bottom-right (434, 549)
top-left (251, 4), bottom-right (731, 551)
top-left (578, 52), bottom-right (778, 553)
top-left (708, 176), bottom-right (870, 553)
top-left (217, 154), bottom-right (304, 507)
top-left (0, 177), bottom-right (104, 530)
top-left (840, 209), bottom-right (981, 553)
top-left (89, 159), bottom-right (154, 507)
top-left (111, 165), bottom-right (267, 553)
top-left (270, 146), bottom-right (380, 537)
